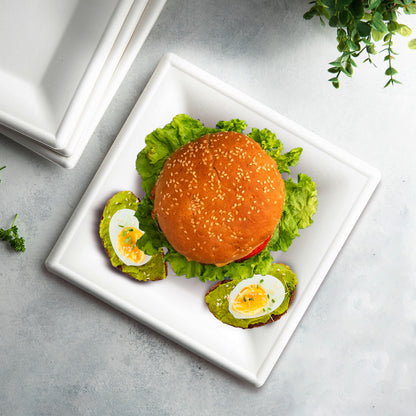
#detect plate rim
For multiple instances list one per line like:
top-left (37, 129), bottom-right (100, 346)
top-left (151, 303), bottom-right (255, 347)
top-left (0, 0), bottom-right (168, 168)
top-left (0, 0), bottom-right (134, 149)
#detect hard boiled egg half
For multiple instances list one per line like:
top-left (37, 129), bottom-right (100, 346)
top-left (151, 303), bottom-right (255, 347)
top-left (205, 263), bottom-right (297, 328)
top-left (109, 208), bottom-right (151, 266)
top-left (99, 191), bottom-right (167, 282)
top-left (228, 274), bottom-right (286, 319)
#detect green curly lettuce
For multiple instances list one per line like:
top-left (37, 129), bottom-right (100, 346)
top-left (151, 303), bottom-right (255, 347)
top-left (268, 173), bottom-right (318, 252)
top-left (135, 114), bottom-right (318, 282)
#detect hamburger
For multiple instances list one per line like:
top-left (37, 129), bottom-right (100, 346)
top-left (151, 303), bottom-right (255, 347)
top-left (135, 114), bottom-right (317, 282)
top-left (152, 130), bottom-right (285, 265)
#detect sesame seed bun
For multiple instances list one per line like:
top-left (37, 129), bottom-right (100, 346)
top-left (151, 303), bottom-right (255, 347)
top-left (153, 131), bottom-right (285, 265)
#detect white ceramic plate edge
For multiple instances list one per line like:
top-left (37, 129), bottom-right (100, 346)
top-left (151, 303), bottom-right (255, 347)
top-left (0, 0), bottom-right (134, 149)
top-left (53, 0), bottom-right (137, 150)
top-left (54, 0), bottom-right (167, 157)
top-left (0, 0), bottom-right (167, 168)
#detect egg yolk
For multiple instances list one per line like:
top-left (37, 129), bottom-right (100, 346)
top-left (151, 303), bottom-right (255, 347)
top-left (117, 227), bottom-right (144, 264)
top-left (231, 284), bottom-right (268, 316)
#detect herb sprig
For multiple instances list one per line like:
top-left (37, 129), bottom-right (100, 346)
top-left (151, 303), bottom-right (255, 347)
top-left (0, 166), bottom-right (26, 252)
top-left (304, 0), bottom-right (416, 88)
top-left (0, 214), bottom-right (26, 252)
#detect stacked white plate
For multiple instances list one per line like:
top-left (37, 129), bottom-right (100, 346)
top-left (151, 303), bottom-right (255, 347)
top-left (0, 0), bottom-right (166, 168)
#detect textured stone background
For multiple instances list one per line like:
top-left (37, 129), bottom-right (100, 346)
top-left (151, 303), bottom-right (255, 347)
top-left (1, 1), bottom-right (415, 415)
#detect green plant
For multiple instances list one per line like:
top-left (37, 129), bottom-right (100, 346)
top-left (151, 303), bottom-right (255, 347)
top-left (0, 214), bottom-right (26, 252)
top-left (0, 166), bottom-right (26, 252)
top-left (304, 0), bottom-right (416, 87)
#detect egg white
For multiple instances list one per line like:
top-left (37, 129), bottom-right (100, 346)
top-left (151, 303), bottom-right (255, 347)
top-left (109, 209), bottom-right (151, 266)
top-left (228, 274), bottom-right (286, 319)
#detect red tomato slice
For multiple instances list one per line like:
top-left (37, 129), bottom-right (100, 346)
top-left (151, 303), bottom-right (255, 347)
top-left (237, 235), bottom-right (272, 262)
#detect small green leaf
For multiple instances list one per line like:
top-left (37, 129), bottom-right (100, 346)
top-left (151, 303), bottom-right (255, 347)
top-left (340, 66), bottom-right (353, 77)
top-left (329, 15), bottom-right (339, 27)
top-left (384, 11), bottom-right (397, 22)
top-left (329, 60), bottom-right (343, 67)
top-left (387, 21), bottom-right (400, 32)
top-left (356, 21), bottom-right (371, 37)
top-left (347, 39), bottom-right (360, 51)
top-left (350, 0), bottom-right (364, 18)
top-left (339, 10), bottom-right (351, 25)
top-left (371, 28), bottom-right (384, 42)
top-left (303, 10), bottom-right (317, 20)
top-left (397, 24), bottom-right (412, 37)
top-left (405, 5), bottom-right (416, 15)
top-left (337, 38), bottom-right (348, 52)
top-left (385, 67), bottom-right (398, 76)
top-left (332, 79), bottom-right (340, 88)
top-left (328, 67), bottom-right (341, 73)
top-left (383, 32), bottom-right (393, 42)
top-left (409, 39), bottom-right (416, 49)
top-left (368, 0), bottom-right (383, 9)
top-left (384, 78), bottom-right (401, 88)
top-left (372, 12), bottom-right (388, 33)
top-left (322, 0), bottom-right (336, 13)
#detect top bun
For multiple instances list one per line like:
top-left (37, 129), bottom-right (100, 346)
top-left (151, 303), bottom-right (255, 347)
top-left (153, 131), bottom-right (285, 265)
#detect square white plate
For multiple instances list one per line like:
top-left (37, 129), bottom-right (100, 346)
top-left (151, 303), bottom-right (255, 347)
top-left (45, 53), bottom-right (381, 386)
top-left (0, 0), bottom-right (134, 150)
top-left (0, 0), bottom-right (167, 167)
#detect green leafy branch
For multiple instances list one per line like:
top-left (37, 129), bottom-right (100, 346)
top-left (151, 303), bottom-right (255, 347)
top-left (304, 0), bottom-right (416, 88)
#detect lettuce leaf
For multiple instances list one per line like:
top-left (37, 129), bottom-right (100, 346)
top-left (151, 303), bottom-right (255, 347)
top-left (248, 127), bottom-right (302, 174)
top-left (136, 114), bottom-right (217, 196)
top-left (268, 173), bottom-right (318, 252)
top-left (135, 114), bottom-right (318, 282)
top-left (216, 119), bottom-right (247, 132)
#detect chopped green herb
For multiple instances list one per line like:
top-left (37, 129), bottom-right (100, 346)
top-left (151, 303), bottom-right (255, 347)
top-left (0, 214), bottom-right (26, 252)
